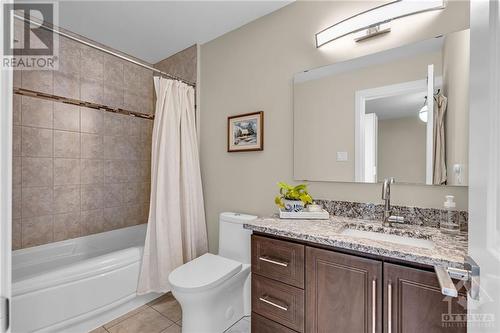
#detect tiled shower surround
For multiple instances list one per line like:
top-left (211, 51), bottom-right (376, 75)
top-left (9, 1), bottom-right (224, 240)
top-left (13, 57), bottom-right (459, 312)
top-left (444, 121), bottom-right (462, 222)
top-left (154, 44), bottom-right (197, 84)
top-left (12, 31), bottom-right (155, 249)
top-left (12, 96), bottom-right (153, 249)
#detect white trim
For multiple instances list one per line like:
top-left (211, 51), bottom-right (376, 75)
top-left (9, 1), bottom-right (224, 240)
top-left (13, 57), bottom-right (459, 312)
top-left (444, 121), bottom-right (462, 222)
top-left (426, 64), bottom-right (435, 185)
top-left (354, 90), bottom-right (366, 182)
top-left (0, 2), bottom-right (13, 331)
top-left (354, 77), bottom-right (441, 183)
top-left (364, 113), bottom-right (378, 183)
top-left (469, 0), bottom-right (500, 262)
top-left (468, 0), bottom-right (500, 329)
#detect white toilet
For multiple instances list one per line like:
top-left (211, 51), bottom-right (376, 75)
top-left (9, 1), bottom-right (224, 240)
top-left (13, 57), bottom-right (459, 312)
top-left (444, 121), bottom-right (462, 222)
top-left (168, 212), bottom-right (257, 333)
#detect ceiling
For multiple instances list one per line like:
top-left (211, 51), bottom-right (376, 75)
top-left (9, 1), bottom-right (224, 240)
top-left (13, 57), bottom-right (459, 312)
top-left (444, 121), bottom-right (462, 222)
top-left (365, 74), bottom-right (443, 120)
top-left (57, 1), bottom-right (291, 63)
top-left (366, 91), bottom-right (427, 120)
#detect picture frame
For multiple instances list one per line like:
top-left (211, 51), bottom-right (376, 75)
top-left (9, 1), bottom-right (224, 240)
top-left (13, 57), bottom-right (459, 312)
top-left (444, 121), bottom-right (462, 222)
top-left (227, 111), bottom-right (264, 152)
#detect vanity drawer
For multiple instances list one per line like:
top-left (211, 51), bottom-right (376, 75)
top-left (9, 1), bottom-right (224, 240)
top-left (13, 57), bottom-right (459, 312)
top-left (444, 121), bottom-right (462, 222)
top-left (251, 235), bottom-right (304, 288)
top-left (251, 313), bottom-right (297, 333)
top-left (252, 274), bottom-right (305, 332)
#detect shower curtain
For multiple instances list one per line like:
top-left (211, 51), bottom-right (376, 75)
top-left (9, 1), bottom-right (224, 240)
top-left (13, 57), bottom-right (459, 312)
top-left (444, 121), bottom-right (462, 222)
top-left (433, 92), bottom-right (448, 185)
top-left (137, 77), bottom-right (208, 294)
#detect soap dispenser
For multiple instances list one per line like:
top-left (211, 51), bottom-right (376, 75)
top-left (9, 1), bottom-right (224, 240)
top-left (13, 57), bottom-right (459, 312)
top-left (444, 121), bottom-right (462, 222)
top-left (441, 195), bottom-right (460, 234)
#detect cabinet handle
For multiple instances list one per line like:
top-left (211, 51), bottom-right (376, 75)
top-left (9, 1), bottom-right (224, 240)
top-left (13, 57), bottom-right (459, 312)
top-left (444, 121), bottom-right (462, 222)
top-left (259, 295), bottom-right (288, 311)
top-left (388, 282), bottom-right (392, 333)
top-left (372, 279), bottom-right (376, 333)
top-left (259, 256), bottom-right (289, 267)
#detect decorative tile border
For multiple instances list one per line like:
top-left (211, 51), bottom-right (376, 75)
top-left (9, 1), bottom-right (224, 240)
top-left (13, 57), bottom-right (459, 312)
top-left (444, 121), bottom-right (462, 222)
top-left (315, 199), bottom-right (468, 230)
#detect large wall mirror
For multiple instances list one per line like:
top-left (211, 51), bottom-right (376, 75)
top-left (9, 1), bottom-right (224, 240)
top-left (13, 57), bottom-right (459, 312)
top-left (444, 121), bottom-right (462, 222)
top-left (294, 29), bottom-right (469, 186)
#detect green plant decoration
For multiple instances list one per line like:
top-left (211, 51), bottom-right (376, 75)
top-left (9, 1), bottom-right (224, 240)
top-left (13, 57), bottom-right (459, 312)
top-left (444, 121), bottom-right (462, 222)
top-left (274, 182), bottom-right (313, 209)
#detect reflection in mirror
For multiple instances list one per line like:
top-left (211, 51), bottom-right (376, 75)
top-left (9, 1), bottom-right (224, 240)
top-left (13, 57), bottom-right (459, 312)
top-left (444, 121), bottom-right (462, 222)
top-left (294, 29), bottom-right (469, 186)
top-left (365, 88), bottom-right (433, 184)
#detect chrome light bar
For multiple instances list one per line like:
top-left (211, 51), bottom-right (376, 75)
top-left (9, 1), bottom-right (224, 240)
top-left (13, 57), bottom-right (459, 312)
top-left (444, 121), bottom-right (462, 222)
top-left (316, 0), bottom-right (445, 47)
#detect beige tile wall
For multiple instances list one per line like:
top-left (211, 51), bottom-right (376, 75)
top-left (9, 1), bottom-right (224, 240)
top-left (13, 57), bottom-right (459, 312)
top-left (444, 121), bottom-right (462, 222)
top-left (154, 45), bottom-right (197, 84)
top-left (12, 95), bottom-right (153, 249)
top-left (12, 34), bottom-right (154, 250)
top-left (17, 34), bottom-right (154, 114)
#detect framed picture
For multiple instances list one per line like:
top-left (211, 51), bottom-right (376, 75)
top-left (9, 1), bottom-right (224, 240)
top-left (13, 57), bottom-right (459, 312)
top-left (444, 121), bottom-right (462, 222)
top-left (227, 111), bottom-right (264, 152)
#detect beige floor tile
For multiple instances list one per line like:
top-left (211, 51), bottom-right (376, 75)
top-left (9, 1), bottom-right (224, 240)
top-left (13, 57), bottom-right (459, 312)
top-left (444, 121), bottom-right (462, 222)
top-left (103, 305), bottom-right (149, 329)
top-left (146, 293), bottom-right (167, 306)
top-left (161, 324), bottom-right (181, 333)
top-left (88, 327), bottom-right (108, 333)
top-left (107, 307), bottom-right (173, 333)
top-left (149, 293), bottom-right (182, 322)
top-left (225, 318), bottom-right (250, 333)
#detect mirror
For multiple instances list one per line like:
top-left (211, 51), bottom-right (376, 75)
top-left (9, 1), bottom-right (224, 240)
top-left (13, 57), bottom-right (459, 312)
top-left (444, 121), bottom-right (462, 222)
top-left (294, 29), bottom-right (469, 186)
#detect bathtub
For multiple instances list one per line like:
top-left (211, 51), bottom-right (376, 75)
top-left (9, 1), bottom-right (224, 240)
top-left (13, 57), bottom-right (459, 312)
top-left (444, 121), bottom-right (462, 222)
top-left (12, 224), bottom-right (160, 333)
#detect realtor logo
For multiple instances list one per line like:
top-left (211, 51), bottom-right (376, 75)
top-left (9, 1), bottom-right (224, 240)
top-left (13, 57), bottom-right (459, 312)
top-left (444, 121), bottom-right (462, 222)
top-left (442, 279), bottom-right (496, 329)
top-left (3, 2), bottom-right (58, 69)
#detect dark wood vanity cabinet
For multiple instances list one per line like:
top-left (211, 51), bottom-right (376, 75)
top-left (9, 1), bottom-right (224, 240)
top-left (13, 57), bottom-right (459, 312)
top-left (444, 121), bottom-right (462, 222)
top-left (252, 313), bottom-right (297, 333)
top-left (384, 263), bottom-right (467, 333)
top-left (251, 235), bottom-right (305, 332)
top-left (251, 234), bottom-right (467, 333)
top-left (306, 247), bottom-right (382, 333)
top-left (252, 274), bottom-right (305, 331)
top-left (251, 235), bottom-right (304, 288)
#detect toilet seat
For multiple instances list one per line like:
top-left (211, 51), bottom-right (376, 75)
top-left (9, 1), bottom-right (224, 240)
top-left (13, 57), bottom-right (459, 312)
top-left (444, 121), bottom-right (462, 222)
top-left (169, 253), bottom-right (242, 293)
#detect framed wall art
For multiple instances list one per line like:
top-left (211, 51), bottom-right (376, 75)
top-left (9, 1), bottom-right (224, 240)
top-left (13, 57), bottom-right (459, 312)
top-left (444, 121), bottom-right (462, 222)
top-left (227, 111), bottom-right (264, 152)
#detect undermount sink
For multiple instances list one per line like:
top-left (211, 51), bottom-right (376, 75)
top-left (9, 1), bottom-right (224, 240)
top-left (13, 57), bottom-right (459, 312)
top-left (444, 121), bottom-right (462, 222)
top-left (341, 228), bottom-right (435, 249)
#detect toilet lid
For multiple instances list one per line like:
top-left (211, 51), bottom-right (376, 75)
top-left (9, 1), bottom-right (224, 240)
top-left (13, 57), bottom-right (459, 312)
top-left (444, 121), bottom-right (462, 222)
top-left (168, 253), bottom-right (242, 292)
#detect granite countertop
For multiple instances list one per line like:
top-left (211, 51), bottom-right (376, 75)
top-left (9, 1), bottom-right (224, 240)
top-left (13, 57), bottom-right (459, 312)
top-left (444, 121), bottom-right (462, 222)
top-left (244, 215), bottom-right (468, 269)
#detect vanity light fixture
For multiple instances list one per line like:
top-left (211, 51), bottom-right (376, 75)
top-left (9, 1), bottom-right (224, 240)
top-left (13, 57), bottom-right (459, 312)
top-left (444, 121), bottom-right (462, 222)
top-left (315, 0), bottom-right (445, 47)
top-left (419, 96), bottom-right (428, 123)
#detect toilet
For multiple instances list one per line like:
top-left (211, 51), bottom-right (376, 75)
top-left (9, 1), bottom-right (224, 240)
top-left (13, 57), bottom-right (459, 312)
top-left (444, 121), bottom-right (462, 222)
top-left (168, 212), bottom-right (257, 333)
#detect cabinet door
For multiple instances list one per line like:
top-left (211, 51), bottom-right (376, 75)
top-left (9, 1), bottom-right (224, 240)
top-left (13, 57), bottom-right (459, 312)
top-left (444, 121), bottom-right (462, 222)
top-left (384, 263), bottom-right (467, 333)
top-left (252, 313), bottom-right (297, 333)
top-left (306, 247), bottom-right (382, 333)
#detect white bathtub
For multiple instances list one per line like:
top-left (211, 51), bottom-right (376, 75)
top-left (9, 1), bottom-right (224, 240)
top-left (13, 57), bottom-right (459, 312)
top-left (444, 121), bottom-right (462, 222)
top-left (12, 224), bottom-right (160, 333)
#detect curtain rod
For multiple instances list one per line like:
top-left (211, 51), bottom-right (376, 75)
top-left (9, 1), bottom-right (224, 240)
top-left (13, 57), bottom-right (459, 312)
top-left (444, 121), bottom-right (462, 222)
top-left (13, 13), bottom-right (196, 87)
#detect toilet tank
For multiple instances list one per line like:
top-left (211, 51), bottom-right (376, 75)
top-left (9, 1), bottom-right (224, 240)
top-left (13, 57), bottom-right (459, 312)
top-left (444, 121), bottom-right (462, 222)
top-left (218, 212), bottom-right (257, 264)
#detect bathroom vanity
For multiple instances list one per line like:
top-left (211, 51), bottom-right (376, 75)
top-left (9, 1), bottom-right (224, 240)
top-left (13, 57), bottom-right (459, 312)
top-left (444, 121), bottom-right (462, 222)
top-left (263, 25), bottom-right (473, 332)
top-left (245, 216), bottom-right (468, 333)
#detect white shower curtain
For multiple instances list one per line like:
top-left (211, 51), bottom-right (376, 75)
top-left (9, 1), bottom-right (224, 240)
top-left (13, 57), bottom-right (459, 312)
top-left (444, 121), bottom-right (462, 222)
top-left (137, 77), bottom-right (208, 294)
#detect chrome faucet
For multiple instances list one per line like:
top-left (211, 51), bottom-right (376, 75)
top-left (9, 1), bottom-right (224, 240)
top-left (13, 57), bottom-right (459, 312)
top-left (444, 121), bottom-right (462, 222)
top-left (382, 177), bottom-right (404, 227)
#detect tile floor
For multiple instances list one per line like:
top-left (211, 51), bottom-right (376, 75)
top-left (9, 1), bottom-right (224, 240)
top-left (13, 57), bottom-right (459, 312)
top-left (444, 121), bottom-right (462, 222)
top-left (224, 316), bottom-right (250, 333)
top-left (89, 292), bottom-right (250, 333)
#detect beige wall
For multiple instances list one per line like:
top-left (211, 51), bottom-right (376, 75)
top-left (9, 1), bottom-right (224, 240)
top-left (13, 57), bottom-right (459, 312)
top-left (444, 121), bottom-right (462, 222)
top-left (155, 45), bottom-right (197, 84)
top-left (443, 29), bottom-right (470, 185)
top-left (294, 51), bottom-right (442, 182)
top-left (200, 1), bottom-right (470, 253)
top-left (378, 117), bottom-right (427, 183)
